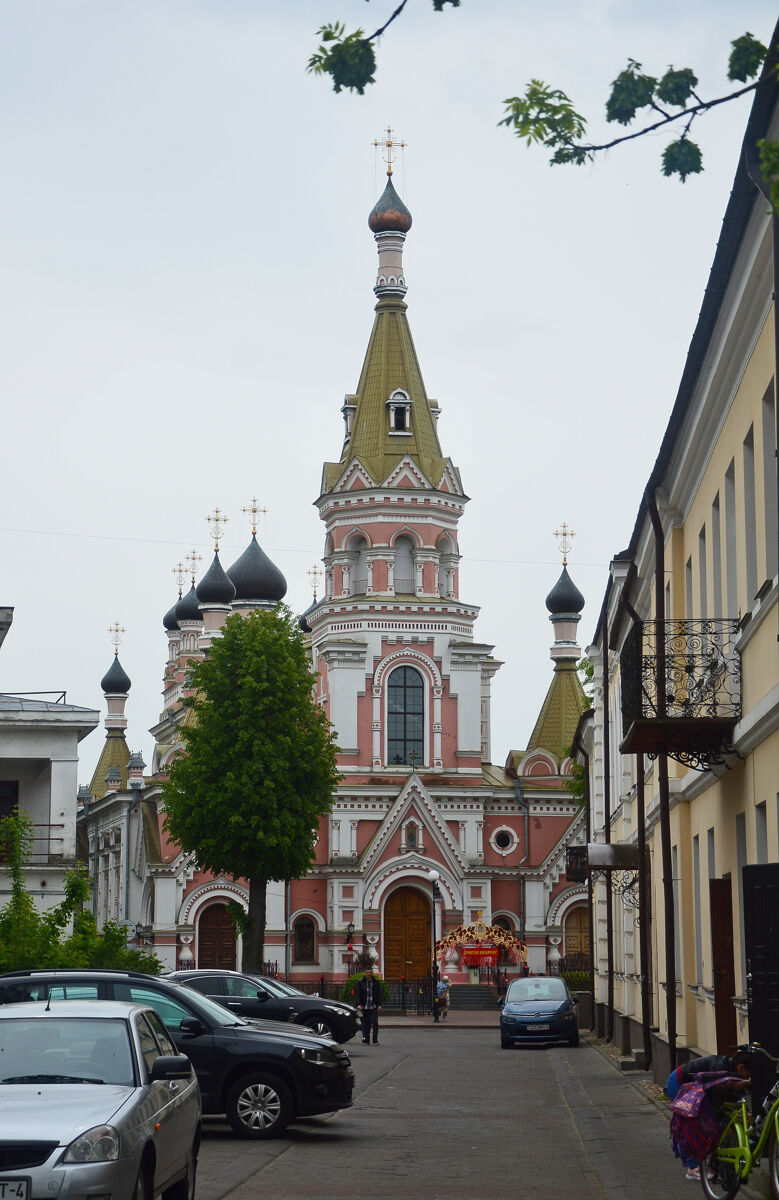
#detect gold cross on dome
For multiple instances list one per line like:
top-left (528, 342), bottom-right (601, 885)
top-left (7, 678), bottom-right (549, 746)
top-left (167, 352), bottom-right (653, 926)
top-left (242, 497), bottom-right (267, 536)
top-left (373, 126), bottom-right (406, 176)
top-left (206, 507), bottom-right (229, 549)
top-left (172, 561), bottom-right (187, 594)
top-left (108, 621), bottom-right (125, 656)
top-left (185, 549), bottom-right (202, 583)
top-left (553, 523), bottom-right (576, 565)
top-left (307, 563), bottom-right (323, 600)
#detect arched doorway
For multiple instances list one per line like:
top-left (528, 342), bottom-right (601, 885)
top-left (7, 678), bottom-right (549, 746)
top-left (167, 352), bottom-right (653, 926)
top-left (564, 905), bottom-right (590, 957)
top-left (384, 886), bottom-right (431, 978)
top-left (197, 904), bottom-right (237, 969)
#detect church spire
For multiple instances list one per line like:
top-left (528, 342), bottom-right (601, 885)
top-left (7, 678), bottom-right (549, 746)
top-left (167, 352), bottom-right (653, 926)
top-left (321, 153), bottom-right (455, 495)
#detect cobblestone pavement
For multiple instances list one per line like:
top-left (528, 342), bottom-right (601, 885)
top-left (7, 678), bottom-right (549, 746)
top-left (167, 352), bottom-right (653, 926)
top-left (194, 1024), bottom-right (768, 1200)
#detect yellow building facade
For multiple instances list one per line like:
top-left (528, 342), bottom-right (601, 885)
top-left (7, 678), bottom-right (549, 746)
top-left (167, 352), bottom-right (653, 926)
top-left (580, 48), bottom-right (779, 1084)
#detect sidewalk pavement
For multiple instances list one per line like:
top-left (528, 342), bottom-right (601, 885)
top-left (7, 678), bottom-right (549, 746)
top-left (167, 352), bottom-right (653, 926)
top-left (381, 1008), bottom-right (499, 1027)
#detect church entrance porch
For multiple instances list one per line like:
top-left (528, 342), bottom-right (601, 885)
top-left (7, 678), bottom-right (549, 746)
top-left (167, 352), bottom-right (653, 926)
top-left (197, 903), bottom-right (237, 969)
top-left (383, 886), bottom-right (431, 979)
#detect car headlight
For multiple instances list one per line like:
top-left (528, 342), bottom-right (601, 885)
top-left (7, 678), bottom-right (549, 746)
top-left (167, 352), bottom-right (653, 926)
top-left (295, 1047), bottom-right (337, 1067)
top-left (64, 1125), bottom-right (120, 1163)
top-left (324, 1005), bottom-right (350, 1016)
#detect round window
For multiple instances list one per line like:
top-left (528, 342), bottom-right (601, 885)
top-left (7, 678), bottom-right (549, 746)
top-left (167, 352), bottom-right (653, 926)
top-left (495, 830), bottom-right (513, 850)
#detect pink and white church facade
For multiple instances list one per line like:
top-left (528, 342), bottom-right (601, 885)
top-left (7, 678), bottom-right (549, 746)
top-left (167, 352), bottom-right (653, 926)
top-left (79, 170), bottom-right (590, 983)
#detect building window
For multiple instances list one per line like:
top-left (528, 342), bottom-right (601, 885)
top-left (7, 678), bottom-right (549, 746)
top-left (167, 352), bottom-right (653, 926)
top-left (406, 822), bottom-right (418, 848)
top-left (387, 666), bottom-right (424, 766)
top-left (293, 916), bottom-right (316, 963)
top-left (387, 388), bottom-right (411, 434)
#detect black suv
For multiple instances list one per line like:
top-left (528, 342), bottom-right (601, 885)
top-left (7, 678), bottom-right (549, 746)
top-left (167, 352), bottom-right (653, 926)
top-left (168, 969), bottom-right (360, 1043)
top-left (0, 970), bottom-right (353, 1138)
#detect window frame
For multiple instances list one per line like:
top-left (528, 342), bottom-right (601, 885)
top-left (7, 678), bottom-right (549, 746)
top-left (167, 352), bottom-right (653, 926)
top-left (385, 664), bottom-right (426, 767)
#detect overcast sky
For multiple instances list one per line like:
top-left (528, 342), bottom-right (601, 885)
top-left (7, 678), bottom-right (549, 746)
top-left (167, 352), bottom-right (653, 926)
top-left (1, 0), bottom-right (776, 784)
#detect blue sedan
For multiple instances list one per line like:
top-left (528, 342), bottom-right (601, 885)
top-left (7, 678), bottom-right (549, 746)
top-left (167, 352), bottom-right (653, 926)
top-left (499, 976), bottom-right (579, 1048)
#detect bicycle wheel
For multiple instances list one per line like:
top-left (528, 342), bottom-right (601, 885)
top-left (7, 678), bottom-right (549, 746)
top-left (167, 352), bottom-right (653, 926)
top-left (769, 1128), bottom-right (779, 1200)
top-left (701, 1121), bottom-right (747, 1200)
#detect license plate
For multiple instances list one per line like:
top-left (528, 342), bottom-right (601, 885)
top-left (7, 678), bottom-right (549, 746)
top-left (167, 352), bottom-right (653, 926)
top-left (0, 1182), bottom-right (30, 1200)
top-left (526, 1024), bottom-right (549, 1032)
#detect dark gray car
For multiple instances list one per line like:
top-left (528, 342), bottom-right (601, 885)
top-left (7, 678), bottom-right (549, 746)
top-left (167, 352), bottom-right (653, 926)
top-left (169, 969), bottom-right (360, 1042)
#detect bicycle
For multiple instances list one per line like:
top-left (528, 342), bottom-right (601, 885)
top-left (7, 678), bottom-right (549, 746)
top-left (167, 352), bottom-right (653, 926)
top-left (701, 1043), bottom-right (779, 1200)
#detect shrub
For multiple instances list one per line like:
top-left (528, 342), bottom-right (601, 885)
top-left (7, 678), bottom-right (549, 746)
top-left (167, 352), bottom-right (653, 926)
top-left (563, 970), bottom-right (590, 992)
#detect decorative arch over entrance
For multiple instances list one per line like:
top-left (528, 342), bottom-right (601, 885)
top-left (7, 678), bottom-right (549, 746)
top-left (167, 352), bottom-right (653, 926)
top-left (197, 904), bottom-right (236, 970)
top-left (383, 886), bottom-right (431, 979)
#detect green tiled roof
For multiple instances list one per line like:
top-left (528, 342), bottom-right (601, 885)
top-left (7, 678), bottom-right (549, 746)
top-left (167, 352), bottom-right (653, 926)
top-left (519, 660), bottom-right (588, 764)
top-left (324, 295), bottom-right (450, 490)
top-left (88, 730), bottom-right (130, 799)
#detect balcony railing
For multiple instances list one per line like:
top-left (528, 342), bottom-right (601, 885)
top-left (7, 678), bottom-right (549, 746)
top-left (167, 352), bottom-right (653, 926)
top-left (620, 619), bottom-right (741, 770)
top-left (0, 823), bottom-right (66, 866)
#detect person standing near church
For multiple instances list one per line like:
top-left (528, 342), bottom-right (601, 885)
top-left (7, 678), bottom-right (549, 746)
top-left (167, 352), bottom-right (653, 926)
top-left (357, 966), bottom-right (382, 1044)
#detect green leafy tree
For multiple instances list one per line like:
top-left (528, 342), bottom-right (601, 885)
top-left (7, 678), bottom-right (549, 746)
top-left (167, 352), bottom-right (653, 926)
top-left (0, 811), bottom-right (160, 973)
top-left (162, 607), bottom-right (340, 972)
top-left (308, 8), bottom-right (778, 202)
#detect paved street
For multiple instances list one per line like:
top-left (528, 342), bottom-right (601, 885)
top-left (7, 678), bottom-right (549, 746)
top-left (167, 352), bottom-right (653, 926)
top-left (195, 1025), bottom-right (751, 1200)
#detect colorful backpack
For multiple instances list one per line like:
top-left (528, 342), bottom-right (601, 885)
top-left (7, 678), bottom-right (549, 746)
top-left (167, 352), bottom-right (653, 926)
top-left (669, 1078), bottom-right (728, 1163)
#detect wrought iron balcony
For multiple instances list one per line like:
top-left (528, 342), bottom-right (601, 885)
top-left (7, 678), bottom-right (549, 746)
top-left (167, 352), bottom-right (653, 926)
top-left (620, 619), bottom-right (741, 770)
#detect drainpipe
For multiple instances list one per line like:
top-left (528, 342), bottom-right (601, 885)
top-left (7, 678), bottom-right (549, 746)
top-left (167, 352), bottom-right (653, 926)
top-left (77, 786), bottom-right (98, 918)
top-left (577, 741), bottom-right (595, 1023)
top-left (646, 487), bottom-right (677, 1066)
top-left (622, 593), bottom-right (653, 1070)
top-left (125, 752), bottom-right (146, 926)
top-left (602, 614), bottom-right (614, 1043)
top-left (513, 780), bottom-right (529, 945)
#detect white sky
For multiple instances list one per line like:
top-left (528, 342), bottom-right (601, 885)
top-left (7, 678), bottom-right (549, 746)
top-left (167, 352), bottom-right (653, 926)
top-left (1, 0), bottom-right (776, 784)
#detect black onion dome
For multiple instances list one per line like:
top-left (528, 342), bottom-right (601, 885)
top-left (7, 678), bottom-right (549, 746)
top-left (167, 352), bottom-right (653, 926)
top-left (175, 584), bottom-right (202, 623)
top-left (226, 534), bottom-right (287, 603)
top-left (298, 597), bottom-right (318, 633)
top-left (368, 176), bottom-right (412, 234)
top-left (101, 655), bottom-right (131, 694)
top-left (545, 565), bottom-right (585, 615)
top-left (163, 597), bottom-right (180, 631)
top-left (196, 552), bottom-right (237, 605)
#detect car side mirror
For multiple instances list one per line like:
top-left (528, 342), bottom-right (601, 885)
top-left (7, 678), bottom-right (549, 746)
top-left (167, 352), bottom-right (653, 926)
top-left (150, 1054), bottom-right (193, 1081)
top-left (498, 996), bottom-right (505, 1008)
top-left (255, 987), bottom-right (269, 1000)
top-left (573, 996), bottom-right (578, 1005)
top-left (179, 1016), bottom-right (206, 1037)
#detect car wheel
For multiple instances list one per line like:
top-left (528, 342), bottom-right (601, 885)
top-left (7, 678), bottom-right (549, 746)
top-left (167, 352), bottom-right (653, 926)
top-left (165, 1139), bottom-right (198, 1200)
top-left (302, 1016), bottom-right (335, 1039)
top-left (500, 1035), bottom-right (512, 1049)
top-left (134, 1160), bottom-right (153, 1200)
top-left (226, 1074), bottom-right (293, 1139)
top-left (568, 1032), bottom-right (580, 1047)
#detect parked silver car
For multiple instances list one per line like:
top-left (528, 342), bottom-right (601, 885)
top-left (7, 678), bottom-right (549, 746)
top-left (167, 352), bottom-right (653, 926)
top-left (0, 1000), bottom-right (201, 1200)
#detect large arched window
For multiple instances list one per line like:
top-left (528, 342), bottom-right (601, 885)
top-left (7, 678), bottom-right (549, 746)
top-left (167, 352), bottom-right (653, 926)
top-left (294, 916), bottom-right (316, 963)
top-left (387, 666), bottom-right (424, 765)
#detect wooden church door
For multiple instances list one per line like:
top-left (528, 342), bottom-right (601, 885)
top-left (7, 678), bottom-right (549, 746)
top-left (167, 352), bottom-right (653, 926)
top-left (198, 904), bottom-right (237, 970)
top-left (384, 887), bottom-right (431, 979)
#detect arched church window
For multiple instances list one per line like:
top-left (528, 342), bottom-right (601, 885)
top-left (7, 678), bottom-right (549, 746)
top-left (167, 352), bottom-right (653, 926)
top-left (387, 388), bottom-right (411, 433)
top-left (349, 535), bottom-right (369, 596)
top-left (406, 822), bottom-right (418, 848)
top-left (393, 536), bottom-right (415, 594)
top-left (294, 916), bottom-right (316, 963)
top-left (388, 666), bottom-right (424, 766)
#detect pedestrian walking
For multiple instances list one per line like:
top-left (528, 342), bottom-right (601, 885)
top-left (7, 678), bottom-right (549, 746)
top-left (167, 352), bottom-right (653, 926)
top-left (436, 975), bottom-right (450, 1019)
top-left (356, 965), bottom-right (382, 1044)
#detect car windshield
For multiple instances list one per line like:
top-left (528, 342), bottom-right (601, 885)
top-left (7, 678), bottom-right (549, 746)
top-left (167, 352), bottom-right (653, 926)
top-left (247, 976), bottom-right (304, 998)
top-left (507, 978), bottom-right (568, 1003)
top-left (116, 982), bottom-right (248, 1029)
top-left (0, 1017), bottom-right (134, 1085)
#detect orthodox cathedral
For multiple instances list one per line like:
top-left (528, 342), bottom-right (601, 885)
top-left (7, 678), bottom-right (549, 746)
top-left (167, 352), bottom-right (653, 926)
top-left (80, 165), bottom-right (589, 983)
